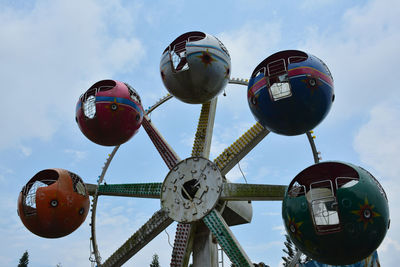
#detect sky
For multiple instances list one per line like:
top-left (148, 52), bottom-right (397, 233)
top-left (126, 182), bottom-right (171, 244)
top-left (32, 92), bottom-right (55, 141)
top-left (0, 0), bottom-right (399, 266)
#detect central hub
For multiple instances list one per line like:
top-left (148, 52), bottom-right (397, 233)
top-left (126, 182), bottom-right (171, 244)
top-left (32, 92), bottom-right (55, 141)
top-left (161, 157), bottom-right (223, 223)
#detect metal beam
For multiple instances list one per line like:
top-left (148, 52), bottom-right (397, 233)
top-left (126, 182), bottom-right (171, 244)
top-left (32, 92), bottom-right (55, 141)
top-left (192, 221), bottom-right (218, 267)
top-left (306, 131), bottom-right (320, 164)
top-left (170, 223), bottom-right (196, 267)
top-left (90, 145), bottom-right (120, 266)
top-left (86, 183), bottom-right (162, 198)
top-left (142, 116), bottom-right (181, 170)
top-left (101, 209), bottom-right (173, 267)
top-left (145, 94), bottom-right (173, 115)
top-left (203, 209), bottom-right (253, 267)
top-left (221, 183), bottom-right (287, 201)
top-left (191, 98), bottom-right (218, 158)
top-left (169, 99), bottom-right (219, 267)
top-left (86, 183), bottom-right (97, 196)
top-left (213, 122), bottom-right (269, 176)
top-left (228, 78), bottom-right (249, 86)
top-left (288, 251), bottom-right (302, 267)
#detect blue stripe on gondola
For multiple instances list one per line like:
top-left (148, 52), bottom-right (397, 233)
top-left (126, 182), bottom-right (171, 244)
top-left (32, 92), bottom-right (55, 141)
top-left (76, 102), bottom-right (82, 112)
top-left (96, 96), bottom-right (143, 116)
top-left (76, 96), bottom-right (143, 116)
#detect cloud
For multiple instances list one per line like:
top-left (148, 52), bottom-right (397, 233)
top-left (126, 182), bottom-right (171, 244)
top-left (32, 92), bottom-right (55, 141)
top-left (380, 237), bottom-right (400, 252)
top-left (354, 103), bottom-right (400, 178)
top-left (225, 159), bottom-right (250, 183)
top-left (0, 166), bottom-right (14, 184)
top-left (353, 101), bottom-right (400, 265)
top-left (298, 0), bottom-right (400, 123)
top-left (216, 22), bottom-right (283, 116)
top-left (262, 212), bottom-right (280, 216)
top-left (64, 149), bottom-right (87, 163)
top-left (304, 6), bottom-right (400, 265)
top-left (299, 0), bottom-right (336, 10)
top-left (0, 0), bottom-right (145, 151)
top-left (218, 22), bottom-right (282, 78)
top-left (273, 225), bottom-right (286, 235)
top-left (211, 120), bottom-right (255, 158)
top-left (19, 146), bottom-right (32, 157)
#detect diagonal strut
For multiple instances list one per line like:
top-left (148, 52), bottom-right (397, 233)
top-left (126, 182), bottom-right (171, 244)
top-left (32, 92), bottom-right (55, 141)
top-left (191, 98), bottom-right (218, 158)
top-left (101, 209), bottom-right (173, 267)
top-left (203, 209), bottom-right (253, 267)
top-left (142, 116), bottom-right (181, 170)
top-left (170, 223), bottom-right (196, 267)
top-left (213, 122), bottom-right (269, 176)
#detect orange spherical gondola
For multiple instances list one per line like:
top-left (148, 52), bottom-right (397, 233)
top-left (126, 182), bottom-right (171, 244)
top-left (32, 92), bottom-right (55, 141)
top-left (18, 169), bottom-right (89, 238)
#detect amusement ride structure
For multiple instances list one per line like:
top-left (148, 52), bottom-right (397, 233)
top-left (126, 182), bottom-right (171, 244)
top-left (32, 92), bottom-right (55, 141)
top-left (17, 31), bottom-right (390, 267)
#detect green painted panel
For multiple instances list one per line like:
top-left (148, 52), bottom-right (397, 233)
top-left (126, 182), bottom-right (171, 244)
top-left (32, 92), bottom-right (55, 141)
top-left (203, 210), bottom-right (253, 267)
top-left (98, 183), bottom-right (162, 198)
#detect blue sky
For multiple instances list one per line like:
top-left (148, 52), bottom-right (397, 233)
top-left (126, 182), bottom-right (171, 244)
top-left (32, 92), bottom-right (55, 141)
top-left (1, 0), bottom-right (399, 266)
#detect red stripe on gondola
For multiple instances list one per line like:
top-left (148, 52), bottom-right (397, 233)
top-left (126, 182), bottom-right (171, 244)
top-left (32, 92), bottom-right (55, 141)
top-left (288, 67), bottom-right (333, 86)
top-left (249, 77), bottom-right (267, 94)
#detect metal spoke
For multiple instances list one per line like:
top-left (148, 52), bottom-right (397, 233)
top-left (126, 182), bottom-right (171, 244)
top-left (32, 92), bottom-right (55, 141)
top-left (142, 116), bottom-right (181, 170)
top-left (102, 209), bottom-right (173, 267)
top-left (145, 93), bottom-right (173, 115)
top-left (169, 98), bottom-right (218, 266)
top-left (288, 251), bottom-right (303, 267)
top-left (213, 122), bottom-right (269, 176)
top-left (220, 183), bottom-right (287, 201)
top-left (90, 145), bottom-right (120, 265)
top-left (306, 131), bottom-right (320, 164)
top-left (203, 209), bottom-right (253, 267)
top-left (170, 223), bottom-right (196, 267)
top-left (191, 98), bottom-right (218, 158)
top-left (86, 183), bottom-right (162, 198)
top-left (228, 77), bottom-right (249, 86)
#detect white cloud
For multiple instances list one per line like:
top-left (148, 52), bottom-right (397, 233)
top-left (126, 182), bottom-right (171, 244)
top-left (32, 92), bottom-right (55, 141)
top-left (0, 166), bottom-right (14, 183)
top-left (216, 22), bottom-right (283, 116)
top-left (297, 3), bottom-right (400, 264)
top-left (19, 146), bottom-right (32, 157)
top-left (380, 237), bottom-right (400, 253)
top-left (210, 137), bottom-right (230, 160)
top-left (300, 0), bottom-right (336, 10)
top-left (273, 225), bottom-right (286, 235)
top-left (0, 0), bottom-right (145, 151)
top-left (302, 9), bottom-right (400, 265)
top-left (211, 120), bottom-right (255, 159)
top-left (353, 101), bottom-right (400, 265)
top-left (354, 103), bottom-right (400, 178)
top-left (64, 148), bottom-right (87, 162)
top-left (218, 22), bottom-right (282, 78)
top-left (299, 0), bottom-right (400, 123)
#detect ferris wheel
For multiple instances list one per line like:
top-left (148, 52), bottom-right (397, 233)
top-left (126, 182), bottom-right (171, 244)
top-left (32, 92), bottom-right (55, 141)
top-left (18, 31), bottom-right (389, 267)
top-left (85, 87), bottom-right (317, 267)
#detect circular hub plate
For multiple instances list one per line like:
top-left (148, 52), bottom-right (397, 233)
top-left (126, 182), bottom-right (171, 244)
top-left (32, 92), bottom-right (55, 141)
top-left (161, 157), bottom-right (223, 223)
